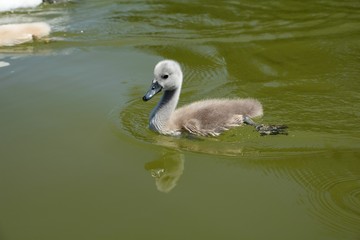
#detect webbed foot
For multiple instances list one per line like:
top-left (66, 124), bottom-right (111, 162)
top-left (255, 124), bottom-right (288, 136)
top-left (243, 115), bottom-right (288, 136)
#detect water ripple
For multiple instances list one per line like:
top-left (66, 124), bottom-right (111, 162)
top-left (242, 151), bottom-right (360, 237)
top-left (287, 160), bottom-right (360, 238)
top-left (72, 0), bottom-right (360, 45)
top-left (113, 98), bottom-right (250, 156)
top-left (308, 175), bottom-right (360, 236)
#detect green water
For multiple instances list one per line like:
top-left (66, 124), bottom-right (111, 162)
top-left (1, 1), bottom-right (360, 239)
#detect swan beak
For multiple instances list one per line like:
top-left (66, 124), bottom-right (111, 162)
top-left (143, 81), bottom-right (163, 101)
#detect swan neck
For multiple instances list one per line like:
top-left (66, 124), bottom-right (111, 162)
top-left (160, 88), bottom-right (180, 109)
top-left (149, 87), bottom-right (181, 133)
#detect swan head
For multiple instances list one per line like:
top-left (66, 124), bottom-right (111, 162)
top-left (143, 60), bottom-right (183, 101)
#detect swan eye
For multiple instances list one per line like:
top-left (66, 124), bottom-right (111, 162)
top-left (161, 74), bottom-right (169, 79)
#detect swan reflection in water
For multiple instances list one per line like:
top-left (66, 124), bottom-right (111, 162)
top-left (144, 151), bottom-right (184, 193)
top-left (141, 132), bottom-right (250, 193)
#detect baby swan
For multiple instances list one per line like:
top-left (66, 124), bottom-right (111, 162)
top-left (0, 22), bottom-right (51, 47)
top-left (143, 60), bottom-right (264, 136)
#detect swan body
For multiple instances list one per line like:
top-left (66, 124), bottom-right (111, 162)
top-left (0, 22), bottom-right (51, 47)
top-left (143, 60), bottom-right (264, 136)
top-left (0, 0), bottom-right (42, 12)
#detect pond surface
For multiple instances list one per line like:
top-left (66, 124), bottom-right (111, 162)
top-left (1, 1), bottom-right (360, 239)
